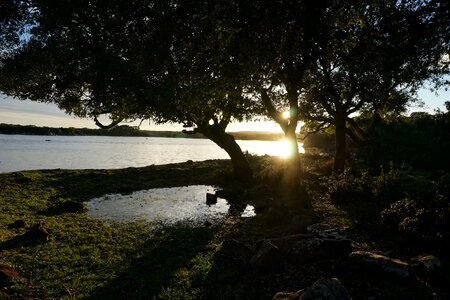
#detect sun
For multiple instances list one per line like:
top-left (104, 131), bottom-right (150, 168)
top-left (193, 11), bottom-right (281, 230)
top-left (276, 138), bottom-right (305, 158)
top-left (282, 111), bottom-right (290, 119)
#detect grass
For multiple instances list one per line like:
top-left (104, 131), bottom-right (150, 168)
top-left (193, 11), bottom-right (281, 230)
top-left (1, 156), bottom-right (449, 299)
top-left (0, 160), bottom-right (233, 299)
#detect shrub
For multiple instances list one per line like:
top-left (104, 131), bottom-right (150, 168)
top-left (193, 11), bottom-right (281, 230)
top-left (381, 175), bottom-right (450, 248)
top-left (371, 163), bottom-right (409, 203)
top-left (326, 169), bottom-right (371, 203)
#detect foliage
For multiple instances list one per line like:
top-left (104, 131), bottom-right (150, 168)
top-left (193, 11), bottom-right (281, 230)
top-left (371, 163), bottom-right (409, 202)
top-left (368, 111), bottom-right (450, 170)
top-left (326, 169), bottom-right (371, 204)
top-left (381, 174), bottom-right (450, 248)
top-left (300, 0), bottom-right (450, 172)
top-left (326, 164), bottom-right (418, 204)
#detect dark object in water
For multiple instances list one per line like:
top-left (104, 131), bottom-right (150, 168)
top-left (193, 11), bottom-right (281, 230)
top-left (206, 193), bottom-right (217, 205)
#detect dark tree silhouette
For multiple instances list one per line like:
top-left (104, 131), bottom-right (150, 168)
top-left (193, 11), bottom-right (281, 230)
top-left (300, 0), bottom-right (450, 172)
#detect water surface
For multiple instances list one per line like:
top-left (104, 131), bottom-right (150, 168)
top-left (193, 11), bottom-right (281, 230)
top-left (87, 185), bottom-right (254, 226)
top-left (0, 134), bottom-right (304, 173)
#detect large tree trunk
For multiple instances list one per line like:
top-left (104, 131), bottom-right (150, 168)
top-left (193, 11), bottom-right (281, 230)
top-left (334, 116), bottom-right (347, 172)
top-left (281, 126), bottom-right (311, 211)
top-left (260, 88), bottom-right (311, 211)
top-left (197, 124), bottom-right (253, 182)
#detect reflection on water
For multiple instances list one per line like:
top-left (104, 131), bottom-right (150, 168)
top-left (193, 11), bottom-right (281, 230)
top-left (0, 134), bottom-right (304, 173)
top-left (240, 205), bottom-right (256, 218)
top-left (240, 138), bottom-right (304, 158)
top-left (87, 185), bottom-right (255, 226)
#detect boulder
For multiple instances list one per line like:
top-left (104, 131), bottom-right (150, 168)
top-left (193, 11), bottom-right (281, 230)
top-left (273, 278), bottom-right (351, 300)
top-left (411, 254), bottom-right (441, 273)
top-left (300, 278), bottom-right (352, 300)
top-left (250, 240), bottom-right (284, 272)
top-left (307, 222), bottom-right (349, 240)
top-left (349, 251), bottom-right (410, 279)
top-left (0, 265), bottom-right (25, 287)
top-left (288, 238), bottom-right (352, 263)
top-left (273, 290), bottom-right (303, 300)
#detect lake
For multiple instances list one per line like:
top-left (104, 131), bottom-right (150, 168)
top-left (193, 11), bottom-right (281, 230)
top-left (0, 134), bottom-right (303, 173)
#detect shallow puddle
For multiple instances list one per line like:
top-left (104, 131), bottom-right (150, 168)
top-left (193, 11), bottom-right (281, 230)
top-left (87, 185), bottom-right (254, 227)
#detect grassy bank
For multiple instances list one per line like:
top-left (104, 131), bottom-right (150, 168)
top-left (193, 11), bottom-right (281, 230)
top-left (1, 156), bottom-right (449, 299)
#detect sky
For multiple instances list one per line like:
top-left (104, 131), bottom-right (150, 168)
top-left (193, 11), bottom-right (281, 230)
top-left (1, 86), bottom-right (449, 132)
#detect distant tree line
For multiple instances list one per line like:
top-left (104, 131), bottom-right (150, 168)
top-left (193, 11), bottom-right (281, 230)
top-left (0, 123), bottom-right (284, 141)
top-left (0, 123), bottom-right (204, 138)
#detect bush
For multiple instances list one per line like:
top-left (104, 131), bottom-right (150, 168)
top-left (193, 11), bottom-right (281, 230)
top-left (371, 164), bottom-right (409, 203)
top-left (381, 175), bottom-right (450, 248)
top-left (326, 169), bottom-right (371, 203)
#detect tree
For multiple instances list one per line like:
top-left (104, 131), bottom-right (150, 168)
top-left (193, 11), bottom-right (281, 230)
top-left (0, 0), bottom-right (258, 181)
top-left (300, 0), bottom-right (450, 172)
top-left (0, 0), bottom-right (32, 59)
top-left (200, 0), bottom-right (331, 209)
top-left (146, 1), bottom-right (258, 181)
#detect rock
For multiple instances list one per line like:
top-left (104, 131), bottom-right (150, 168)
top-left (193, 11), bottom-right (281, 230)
top-left (61, 201), bottom-right (86, 213)
top-left (7, 220), bottom-right (26, 229)
top-left (228, 202), bottom-right (247, 216)
top-left (0, 265), bottom-right (26, 287)
top-left (291, 215), bottom-right (314, 233)
top-left (273, 289), bottom-right (303, 300)
top-left (206, 193), bottom-right (217, 205)
top-left (307, 222), bottom-right (349, 239)
top-left (300, 278), bottom-right (352, 300)
top-left (221, 239), bottom-right (253, 263)
top-left (215, 188), bottom-right (244, 201)
top-left (273, 278), bottom-right (351, 300)
top-left (411, 254), bottom-right (441, 272)
top-left (349, 251), bottom-right (410, 279)
top-left (24, 223), bottom-right (50, 243)
top-left (288, 238), bottom-right (352, 263)
top-left (250, 240), bottom-right (284, 272)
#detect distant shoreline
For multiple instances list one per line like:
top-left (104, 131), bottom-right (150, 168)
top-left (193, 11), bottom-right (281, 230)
top-left (0, 123), bottom-right (284, 141)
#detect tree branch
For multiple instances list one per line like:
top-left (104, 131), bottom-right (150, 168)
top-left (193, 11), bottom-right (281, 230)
top-left (260, 88), bottom-right (288, 132)
top-left (94, 116), bottom-right (124, 129)
top-left (310, 87), bottom-right (337, 118)
top-left (300, 121), bottom-right (331, 140)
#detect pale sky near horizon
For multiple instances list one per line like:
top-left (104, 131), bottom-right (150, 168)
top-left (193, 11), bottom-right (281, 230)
top-left (1, 86), bottom-right (449, 132)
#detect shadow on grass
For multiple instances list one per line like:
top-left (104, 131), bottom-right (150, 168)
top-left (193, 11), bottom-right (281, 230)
top-left (88, 226), bottom-right (216, 299)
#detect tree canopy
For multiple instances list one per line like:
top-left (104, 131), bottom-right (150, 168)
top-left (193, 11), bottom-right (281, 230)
top-left (299, 0), bottom-right (450, 171)
top-left (1, 0), bottom-right (449, 199)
